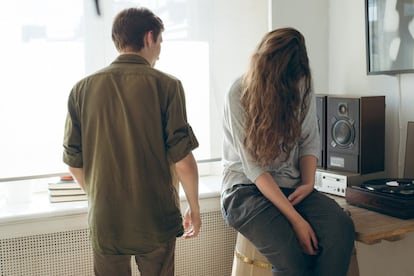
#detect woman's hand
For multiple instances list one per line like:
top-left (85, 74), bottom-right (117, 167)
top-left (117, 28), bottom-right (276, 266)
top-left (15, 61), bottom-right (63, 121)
top-left (287, 183), bottom-right (314, 206)
top-left (255, 172), bottom-right (318, 254)
top-left (292, 218), bottom-right (319, 255)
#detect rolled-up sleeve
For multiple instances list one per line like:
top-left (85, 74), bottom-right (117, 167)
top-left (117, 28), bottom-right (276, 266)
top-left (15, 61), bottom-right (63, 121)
top-left (165, 80), bottom-right (199, 163)
top-left (63, 91), bottom-right (83, 168)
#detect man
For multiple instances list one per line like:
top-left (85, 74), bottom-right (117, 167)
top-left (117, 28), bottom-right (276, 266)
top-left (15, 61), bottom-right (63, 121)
top-left (63, 7), bottom-right (201, 276)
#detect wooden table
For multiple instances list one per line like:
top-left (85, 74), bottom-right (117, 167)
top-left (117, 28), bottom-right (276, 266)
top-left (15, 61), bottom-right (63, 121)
top-left (333, 196), bottom-right (414, 244)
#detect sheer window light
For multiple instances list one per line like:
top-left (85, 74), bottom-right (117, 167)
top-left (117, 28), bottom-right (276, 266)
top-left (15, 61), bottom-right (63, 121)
top-left (0, 0), bottom-right (268, 180)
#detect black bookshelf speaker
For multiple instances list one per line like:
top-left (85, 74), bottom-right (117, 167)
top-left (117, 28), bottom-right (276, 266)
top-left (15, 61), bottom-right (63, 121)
top-left (326, 96), bottom-right (385, 174)
top-left (316, 95), bottom-right (327, 169)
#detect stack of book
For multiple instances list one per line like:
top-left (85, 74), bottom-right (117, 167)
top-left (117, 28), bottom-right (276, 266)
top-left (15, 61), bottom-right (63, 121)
top-left (48, 175), bottom-right (87, 203)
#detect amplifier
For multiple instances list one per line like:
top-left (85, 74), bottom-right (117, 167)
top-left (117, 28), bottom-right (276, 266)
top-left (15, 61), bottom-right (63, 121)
top-left (315, 169), bottom-right (385, 197)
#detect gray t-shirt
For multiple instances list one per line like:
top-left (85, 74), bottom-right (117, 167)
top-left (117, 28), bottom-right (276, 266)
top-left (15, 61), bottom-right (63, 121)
top-left (221, 77), bottom-right (320, 193)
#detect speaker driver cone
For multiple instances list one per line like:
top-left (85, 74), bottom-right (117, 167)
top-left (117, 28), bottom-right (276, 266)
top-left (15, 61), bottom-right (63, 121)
top-left (331, 119), bottom-right (355, 148)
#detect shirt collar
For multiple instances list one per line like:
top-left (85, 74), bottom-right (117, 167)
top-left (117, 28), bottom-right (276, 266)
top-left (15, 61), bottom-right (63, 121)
top-left (112, 54), bottom-right (150, 66)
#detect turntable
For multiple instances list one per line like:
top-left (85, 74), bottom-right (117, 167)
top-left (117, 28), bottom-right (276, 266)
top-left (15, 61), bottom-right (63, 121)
top-left (346, 178), bottom-right (414, 219)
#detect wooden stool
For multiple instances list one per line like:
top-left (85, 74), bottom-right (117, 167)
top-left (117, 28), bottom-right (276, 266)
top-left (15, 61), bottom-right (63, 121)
top-left (231, 232), bottom-right (359, 276)
top-left (231, 233), bottom-right (272, 276)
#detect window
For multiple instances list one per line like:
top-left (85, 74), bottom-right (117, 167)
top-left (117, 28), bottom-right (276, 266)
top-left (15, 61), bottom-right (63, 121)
top-left (0, 0), bottom-right (268, 180)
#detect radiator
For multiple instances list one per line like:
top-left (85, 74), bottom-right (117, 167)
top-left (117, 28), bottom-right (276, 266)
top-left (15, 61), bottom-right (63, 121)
top-left (0, 210), bottom-right (236, 276)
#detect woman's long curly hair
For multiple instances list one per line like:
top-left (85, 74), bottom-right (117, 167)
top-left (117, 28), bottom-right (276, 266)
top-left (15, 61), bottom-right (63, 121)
top-left (241, 28), bottom-right (312, 167)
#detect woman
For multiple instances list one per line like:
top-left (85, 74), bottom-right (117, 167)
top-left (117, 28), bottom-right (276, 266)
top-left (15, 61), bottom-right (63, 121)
top-left (221, 28), bottom-right (355, 275)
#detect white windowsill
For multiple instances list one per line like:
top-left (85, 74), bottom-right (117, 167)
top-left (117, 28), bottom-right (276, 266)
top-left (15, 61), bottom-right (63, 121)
top-left (0, 175), bottom-right (222, 226)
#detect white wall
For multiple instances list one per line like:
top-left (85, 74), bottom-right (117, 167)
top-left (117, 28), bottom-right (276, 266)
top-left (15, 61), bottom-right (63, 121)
top-left (272, 1), bottom-right (414, 275)
top-left (271, 0), bottom-right (329, 93)
top-left (328, 0), bottom-right (414, 178)
top-left (209, 0), bottom-right (269, 158)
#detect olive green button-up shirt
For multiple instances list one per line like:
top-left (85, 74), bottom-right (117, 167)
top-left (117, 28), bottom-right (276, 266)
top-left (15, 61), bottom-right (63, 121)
top-left (63, 54), bottom-right (198, 254)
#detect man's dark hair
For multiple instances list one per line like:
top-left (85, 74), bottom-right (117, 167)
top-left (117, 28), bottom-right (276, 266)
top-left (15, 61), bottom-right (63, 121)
top-left (112, 7), bottom-right (164, 52)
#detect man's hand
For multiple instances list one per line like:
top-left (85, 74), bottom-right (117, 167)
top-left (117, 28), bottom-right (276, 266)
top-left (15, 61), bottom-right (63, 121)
top-left (182, 206), bottom-right (201, 239)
